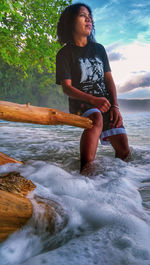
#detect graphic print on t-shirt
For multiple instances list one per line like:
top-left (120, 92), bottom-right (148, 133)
top-left (79, 57), bottom-right (107, 97)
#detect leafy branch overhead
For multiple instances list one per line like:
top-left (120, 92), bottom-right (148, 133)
top-left (0, 0), bottom-right (71, 73)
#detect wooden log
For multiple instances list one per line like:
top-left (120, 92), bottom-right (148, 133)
top-left (0, 171), bottom-right (36, 196)
top-left (0, 100), bottom-right (93, 129)
top-left (0, 154), bottom-right (68, 242)
top-left (0, 169), bottom-right (36, 242)
top-left (0, 172), bottom-right (68, 242)
top-left (0, 152), bottom-right (23, 166)
top-left (0, 190), bottom-right (33, 242)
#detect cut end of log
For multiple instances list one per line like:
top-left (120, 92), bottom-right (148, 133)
top-left (0, 171), bottom-right (36, 196)
top-left (0, 171), bottom-right (36, 242)
top-left (0, 153), bottom-right (68, 243)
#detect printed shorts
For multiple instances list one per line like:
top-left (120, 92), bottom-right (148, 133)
top-left (69, 101), bottom-right (126, 145)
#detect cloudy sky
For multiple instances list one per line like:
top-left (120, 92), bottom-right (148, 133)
top-left (72, 0), bottom-right (150, 99)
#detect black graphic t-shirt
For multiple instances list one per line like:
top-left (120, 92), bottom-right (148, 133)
top-left (56, 41), bottom-right (111, 115)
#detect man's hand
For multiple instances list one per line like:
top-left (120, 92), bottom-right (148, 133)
top-left (61, 80), bottom-right (111, 113)
top-left (92, 97), bottom-right (111, 113)
top-left (109, 106), bottom-right (123, 128)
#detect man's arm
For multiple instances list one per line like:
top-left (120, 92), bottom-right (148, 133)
top-left (61, 79), bottom-right (111, 113)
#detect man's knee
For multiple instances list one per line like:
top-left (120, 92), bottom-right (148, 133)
top-left (89, 112), bottom-right (103, 128)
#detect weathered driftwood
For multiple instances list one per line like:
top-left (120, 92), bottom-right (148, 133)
top-left (0, 153), bottom-right (68, 242)
top-left (0, 171), bottom-right (36, 196)
top-left (0, 100), bottom-right (93, 129)
top-left (0, 190), bottom-right (33, 242)
top-left (0, 152), bottom-right (23, 166)
top-left (0, 171), bottom-right (35, 242)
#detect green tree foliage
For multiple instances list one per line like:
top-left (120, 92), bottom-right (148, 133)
top-left (0, 58), bottom-right (68, 110)
top-left (0, 0), bottom-right (71, 72)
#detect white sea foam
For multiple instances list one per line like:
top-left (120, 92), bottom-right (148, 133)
top-left (0, 113), bottom-right (150, 265)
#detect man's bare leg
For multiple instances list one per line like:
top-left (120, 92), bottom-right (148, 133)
top-left (108, 133), bottom-right (130, 160)
top-left (80, 112), bottom-right (103, 172)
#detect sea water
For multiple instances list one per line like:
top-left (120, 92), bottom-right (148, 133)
top-left (0, 112), bottom-right (150, 265)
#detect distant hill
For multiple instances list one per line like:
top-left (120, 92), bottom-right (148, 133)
top-left (118, 99), bottom-right (150, 112)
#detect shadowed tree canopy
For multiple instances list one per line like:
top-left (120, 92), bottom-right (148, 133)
top-left (0, 0), bottom-right (71, 73)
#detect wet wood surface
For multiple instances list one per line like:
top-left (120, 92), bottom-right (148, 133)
top-left (0, 153), bottom-right (68, 242)
top-left (0, 190), bottom-right (33, 242)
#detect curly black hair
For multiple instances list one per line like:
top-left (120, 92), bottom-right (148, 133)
top-left (57, 3), bottom-right (95, 45)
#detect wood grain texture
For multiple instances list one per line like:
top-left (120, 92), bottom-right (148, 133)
top-left (0, 152), bottom-right (22, 166)
top-left (0, 100), bottom-right (93, 128)
top-left (0, 154), bottom-right (67, 243)
top-left (0, 190), bottom-right (32, 242)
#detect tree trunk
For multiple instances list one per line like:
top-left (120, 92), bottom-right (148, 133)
top-left (0, 100), bottom-right (93, 129)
